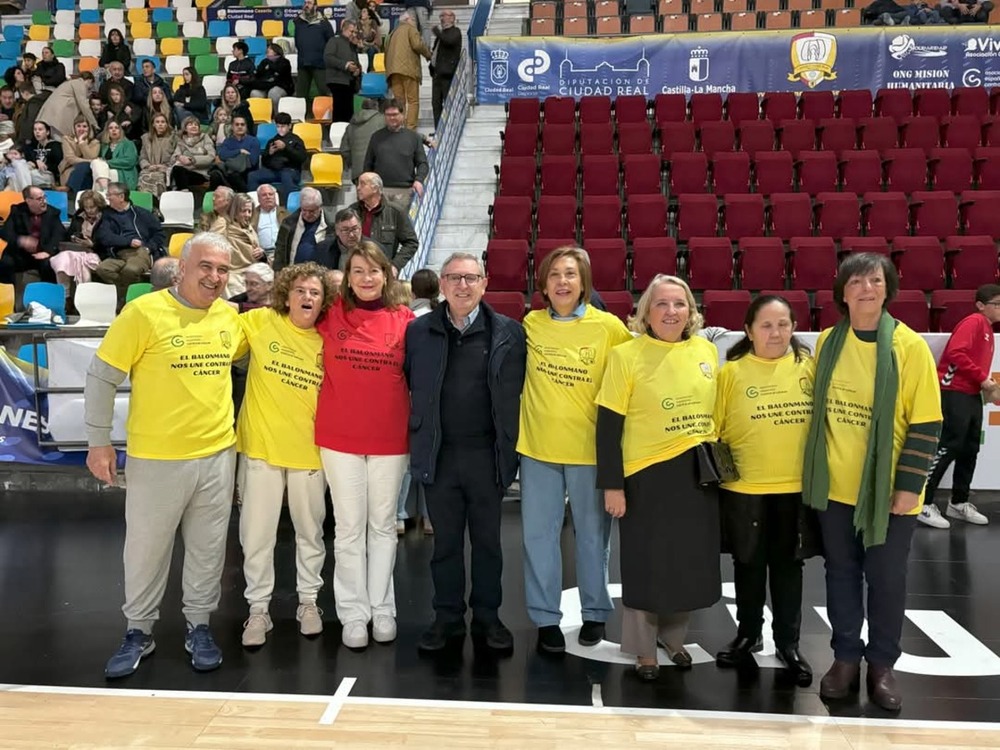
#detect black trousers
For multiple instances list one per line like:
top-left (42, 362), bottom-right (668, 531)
top-left (432, 74), bottom-right (453, 129)
top-left (924, 390), bottom-right (983, 507)
top-left (208, 165), bottom-right (249, 193)
top-left (723, 491), bottom-right (804, 650)
top-left (818, 499), bottom-right (915, 667)
top-left (422, 444), bottom-right (504, 624)
top-left (171, 166), bottom-right (208, 190)
top-left (328, 83), bottom-right (355, 124)
top-left (0, 249), bottom-right (54, 285)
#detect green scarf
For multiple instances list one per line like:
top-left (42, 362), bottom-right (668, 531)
top-left (802, 312), bottom-right (898, 548)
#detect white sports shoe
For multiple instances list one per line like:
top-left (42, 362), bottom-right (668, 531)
top-left (342, 620), bottom-right (369, 649)
top-left (296, 603), bottom-right (324, 636)
top-left (372, 615), bottom-right (397, 643)
top-left (946, 502), bottom-right (989, 526)
top-left (241, 612), bottom-right (273, 647)
top-left (918, 505), bottom-right (951, 529)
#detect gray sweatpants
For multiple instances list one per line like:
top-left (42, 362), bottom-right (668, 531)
top-left (122, 447), bottom-right (236, 632)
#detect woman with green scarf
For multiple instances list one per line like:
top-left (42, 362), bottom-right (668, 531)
top-left (802, 253), bottom-right (941, 712)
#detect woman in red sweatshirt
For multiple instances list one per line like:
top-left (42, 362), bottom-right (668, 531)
top-left (316, 241), bottom-right (414, 649)
top-left (920, 283), bottom-right (1000, 529)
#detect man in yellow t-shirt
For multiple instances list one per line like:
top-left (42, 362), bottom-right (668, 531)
top-left (236, 263), bottom-right (330, 648)
top-left (85, 232), bottom-right (248, 680)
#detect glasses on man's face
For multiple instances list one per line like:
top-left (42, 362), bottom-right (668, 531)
top-left (986, 300), bottom-right (1000, 307)
top-left (338, 224), bottom-right (361, 235)
top-left (442, 273), bottom-right (483, 286)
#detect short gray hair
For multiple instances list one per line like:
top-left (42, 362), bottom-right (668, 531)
top-left (181, 231), bottom-right (233, 260)
top-left (256, 183), bottom-right (276, 198)
top-left (245, 262), bottom-right (274, 284)
top-left (441, 252), bottom-right (485, 276)
top-left (300, 186), bottom-right (323, 208)
top-left (150, 257), bottom-right (180, 290)
top-left (359, 172), bottom-right (383, 192)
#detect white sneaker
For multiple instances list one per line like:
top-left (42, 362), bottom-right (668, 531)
top-left (396, 520), bottom-right (406, 535)
top-left (946, 502), bottom-right (989, 526)
top-left (342, 620), bottom-right (369, 649)
top-left (372, 615), bottom-right (397, 643)
top-left (241, 612), bottom-right (273, 647)
top-left (296, 603), bottom-right (324, 636)
top-left (918, 505), bottom-right (951, 528)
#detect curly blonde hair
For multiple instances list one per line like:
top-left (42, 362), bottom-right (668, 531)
top-left (271, 262), bottom-right (338, 318)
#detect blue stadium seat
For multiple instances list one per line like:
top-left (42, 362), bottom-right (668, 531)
top-left (44, 190), bottom-right (68, 223)
top-left (2, 26), bottom-right (23, 43)
top-left (246, 38), bottom-right (266, 57)
top-left (55, 0), bottom-right (74, 10)
top-left (135, 55), bottom-right (161, 73)
top-left (208, 20), bottom-right (230, 38)
top-left (17, 343), bottom-right (47, 369)
top-left (360, 73), bottom-right (387, 98)
top-left (0, 58), bottom-right (15, 76)
top-left (151, 8), bottom-right (174, 23)
top-left (80, 9), bottom-right (100, 23)
top-left (0, 41), bottom-right (19, 59)
top-left (256, 122), bottom-right (277, 148)
top-left (287, 191), bottom-right (301, 212)
top-left (23, 281), bottom-right (66, 321)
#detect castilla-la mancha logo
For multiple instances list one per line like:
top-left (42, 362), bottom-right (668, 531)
top-left (787, 32), bottom-right (837, 89)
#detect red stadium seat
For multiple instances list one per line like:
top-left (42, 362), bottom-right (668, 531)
top-left (598, 291), bottom-right (635, 323)
top-left (722, 193), bottom-right (765, 239)
top-left (688, 237), bottom-right (735, 290)
top-left (899, 116), bottom-right (940, 156)
top-left (691, 93), bottom-right (724, 125)
top-left (814, 289), bottom-right (840, 330)
top-left (951, 87), bottom-right (989, 118)
top-left (874, 88), bottom-right (913, 124)
top-left (534, 238), bottom-right (575, 269)
top-left (762, 92), bottom-right (797, 123)
top-left (765, 289), bottom-right (812, 330)
top-left (725, 92), bottom-right (760, 126)
top-left (796, 151), bottom-right (838, 196)
top-left (931, 289), bottom-right (978, 332)
top-left (841, 236), bottom-right (890, 256)
top-left (858, 116), bottom-right (899, 155)
top-left (659, 122), bottom-right (697, 159)
top-left (754, 151), bottom-right (794, 195)
top-left (862, 191), bottom-right (910, 240)
top-left (669, 152), bottom-right (709, 194)
top-left (483, 292), bottom-right (526, 321)
top-left (837, 89), bottom-right (873, 120)
top-left (543, 96), bottom-right (576, 124)
top-left (579, 122), bottom-right (614, 156)
top-left (540, 155), bottom-right (578, 197)
top-left (738, 120), bottom-right (775, 157)
top-left (960, 190), bottom-right (1000, 239)
top-left (712, 152), bottom-right (752, 195)
top-left (490, 196), bottom-right (533, 241)
top-left (799, 90), bottom-right (835, 123)
top-left (700, 120), bottom-right (736, 157)
top-left (769, 192), bottom-right (813, 239)
top-left (502, 124), bottom-right (539, 158)
top-left (579, 95), bottom-right (612, 124)
top-left (618, 123), bottom-right (654, 159)
top-left (940, 115), bottom-right (983, 151)
top-left (541, 123), bottom-right (576, 156)
top-left (789, 237), bottom-right (837, 290)
top-left (892, 236), bottom-right (945, 291)
top-left (702, 290), bottom-right (752, 329)
top-left (632, 237), bottom-right (678, 291)
top-left (585, 238), bottom-right (627, 290)
top-left (484, 239), bottom-right (529, 292)
top-left (913, 88), bottom-right (951, 120)
top-left (654, 93), bottom-right (688, 125)
top-left (928, 147), bottom-right (973, 193)
top-left (615, 95), bottom-right (649, 126)
top-left (814, 192), bottom-right (860, 240)
top-left (626, 194), bottom-right (669, 240)
top-left (840, 150), bottom-right (883, 195)
top-left (884, 148), bottom-right (928, 193)
top-left (777, 119), bottom-right (816, 158)
top-left (974, 146), bottom-right (1000, 189)
top-left (945, 235), bottom-right (999, 286)
top-left (582, 196), bottom-right (622, 241)
top-left (817, 117), bottom-right (857, 158)
top-left (888, 290), bottom-right (930, 331)
top-left (622, 154), bottom-right (661, 196)
top-left (738, 237), bottom-right (787, 290)
top-left (911, 191), bottom-right (959, 239)
top-left (536, 195), bottom-right (579, 240)
top-left (497, 156), bottom-right (536, 198)
top-left (507, 98), bottom-right (541, 126)
top-left (676, 194), bottom-right (719, 240)
top-left (581, 154), bottom-right (620, 196)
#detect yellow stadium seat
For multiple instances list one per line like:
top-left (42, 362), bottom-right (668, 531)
top-left (293, 122), bottom-right (322, 151)
top-left (28, 25), bottom-right (50, 42)
top-left (172, 75), bottom-right (183, 92)
top-left (246, 97), bottom-right (273, 125)
top-left (0, 282), bottom-right (13, 320)
top-left (130, 22), bottom-right (153, 39)
top-left (307, 153), bottom-right (343, 189)
top-left (373, 53), bottom-right (385, 72)
top-left (127, 8), bottom-right (149, 25)
top-left (196, 0), bottom-right (213, 8)
top-left (261, 19), bottom-right (283, 38)
top-left (160, 37), bottom-right (183, 56)
top-left (0, 191), bottom-right (24, 221)
top-left (79, 57), bottom-right (100, 73)
top-left (169, 232), bottom-right (193, 258)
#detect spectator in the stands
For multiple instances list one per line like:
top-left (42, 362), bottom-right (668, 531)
top-left (94, 182), bottom-right (164, 307)
top-left (171, 116), bottom-right (217, 193)
top-left (385, 12), bottom-right (432, 131)
top-left (4, 53), bottom-right (35, 91)
top-left (0, 185), bottom-right (64, 286)
top-left (200, 186), bottom-right (234, 233)
top-left (92, 120), bottom-right (138, 194)
top-left (343, 98), bottom-right (384, 182)
top-left (138, 113), bottom-right (176, 198)
top-left (213, 85), bottom-right (254, 144)
top-left (99, 28), bottom-right (131, 75)
top-left (89, 94), bottom-right (108, 133)
top-left (132, 58), bottom-right (171, 107)
top-left (351, 172), bottom-right (418, 274)
top-left (210, 115), bottom-right (259, 192)
top-left (252, 184), bottom-right (288, 261)
top-left (404, 0), bottom-right (434, 49)
top-left (227, 42), bottom-right (256, 100)
top-left (149, 256), bottom-right (180, 291)
top-left (59, 116), bottom-right (101, 193)
top-left (294, 0), bottom-right (336, 107)
top-left (227, 262), bottom-right (274, 313)
top-left (357, 6), bottom-right (383, 70)
top-left (879, 0), bottom-right (945, 23)
top-left (21, 119), bottom-right (62, 187)
top-left (0, 121), bottom-right (13, 160)
top-left (36, 46), bottom-right (66, 90)
top-left (174, 67), bottom-right (208, 126)
top-left (103, 83), bottom-right (136, 137)
top-left (273, 187), bottom-right (339, 271)
top-left (430, 11), bottom-right (462, 130)
top-left (0, 87), bottom-right (15, 121)
top-left (137, 84), bottom-right (175, 139)
top-left (330, 207), bottom-right (377, 271)
top-left (324, 19), bottom-right (362, 124)
top-left (52, 190), bottom-right (106, 293)
top-left (363, 98), bottom-right (429, 212)
top-left (248, 113), bottom-right (307, 202)
top-left (939, 0), bottom-right (994, 22)
top-left (344, 0), bottom-right (367, 25)
top-left (249, 44), bottom-right (294, 113)
top-left (223, 192), bottom-right (267, 298)
top-left (99, 61), bottom-right (134, 105)
top-left (36, 72), bottom-right (98, 140)
top-left (14, 84), bottom-right (49, 144)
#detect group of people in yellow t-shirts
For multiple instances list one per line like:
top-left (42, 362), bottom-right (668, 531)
top-left (88, 231), bottom-right (941, 713)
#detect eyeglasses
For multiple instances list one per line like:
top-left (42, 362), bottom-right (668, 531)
top-left (985, 301), bottom-right (1000, 307)
top-left (442, 273), bottom-right (483, 285)
top-left (338, 224), bottom-right (361, 234)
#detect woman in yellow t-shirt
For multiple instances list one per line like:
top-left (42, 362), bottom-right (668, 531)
top-left (803, 253), bottom-right (941, 711)
top-left (518, 246), bottom-right (632, 655)
top-left (236, 262), bottom-right (334, 649)
top-left (714, 295), bottom-right (819, 687)
top-left (595, 275), bottom-right (721, 681)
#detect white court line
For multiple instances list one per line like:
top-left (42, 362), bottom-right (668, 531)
top-left (591, 683), bottom-right (603, 708)
top-left (3, 682), bottom-right (1000, 733)
top-left (318, 677), bottom-right (356, 725)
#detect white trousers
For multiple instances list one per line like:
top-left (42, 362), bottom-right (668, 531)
top-left (238, 455), bottom-right (327, 613)
top-left (91, 158), bottom-right (119, 186)
top-left (320, 448), bottom-right (407, 624)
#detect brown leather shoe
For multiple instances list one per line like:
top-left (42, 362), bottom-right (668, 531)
top-left (819, 659), bottom-right (861, 700)
top-left (866, 663), bottom-right (902, 711)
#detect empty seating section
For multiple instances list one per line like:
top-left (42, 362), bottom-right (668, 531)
top-left (488, 91), bottom-right (1000, 329)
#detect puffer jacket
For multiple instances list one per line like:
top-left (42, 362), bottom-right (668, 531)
top-left (170, 133), bottom-right (216, 177)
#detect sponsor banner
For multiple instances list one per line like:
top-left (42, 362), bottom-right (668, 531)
top-left (205, 3), bottom-right (404, 34)
top-left (477, 27), bottom-right (1000, 103)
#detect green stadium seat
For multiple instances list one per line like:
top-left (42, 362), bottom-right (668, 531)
top-left (188, 38), bottom-right (211, 57)
top-left (101, 0), bottom-right (123, 9)
top-left (194, 55), bottom-right (219, 76)
top-left (51, 40), bottom-right (74, 58)
top-left (156, 22), bottom-right (179, 39)
top-left (131, 191), bottom-right (154, 212)
top-left (31, 11), bottom-right (52, 25)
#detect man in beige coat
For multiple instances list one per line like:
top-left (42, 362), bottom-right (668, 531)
top-left (36, 73), bottom-right (98, 139)
top-left (384, 11), bottom-right (432, 130)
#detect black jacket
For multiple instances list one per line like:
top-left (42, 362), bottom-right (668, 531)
top-left (719, 490), bottom-right (824, 563)
top-left (294, 14), bottom-right (336, 70)
top-left (227, 57), bottom-right (256, 96)
top-left (404, 302), bottom-right (527, 488)
top-left (132, 73), bottom-right (172, 107)
top-left (23, 137), bottom-right (63, 182)
top-left (431, 26), bottom-right (462, 79)
top-left (99, 39), bottom-right (131, 71)
top-left (174, 83), bottom-right (208, 121)
top-left (350, 199), bottom-right (417, 270)
top-left (260, 132), bottom-right (307, 172)
top-left (272, 207), bottom-right (340, 271)
top-left (1, 203), bottom-right (66, 257)
top-left (251, 57), bottom-right (294, 96)
top-left (95, 203), bottom-right (165, 259)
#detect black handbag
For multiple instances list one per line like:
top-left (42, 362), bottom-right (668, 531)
top-left (695, 441), bottom-right (740, 488)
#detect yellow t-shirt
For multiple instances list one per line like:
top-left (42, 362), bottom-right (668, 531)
top-left (715, 352), bottom-right (815, 494)
top-left (517, 306), bottom-right (633, 465)
top-left (96, 290), bottom-right (248, 460)
top-left (595, 334), bottom-right (718, 477)
top-left (236, 307), bottom-right (324, 470)
top-left (818, 324), bottom-right (942, 514)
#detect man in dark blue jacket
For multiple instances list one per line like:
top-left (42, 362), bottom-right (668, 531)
top-left (293, 0), bottom-right (336, 107)
top-left (404, 252), bottom-right (526, 654)
top-left (94, 183), bottom-right (165, 308)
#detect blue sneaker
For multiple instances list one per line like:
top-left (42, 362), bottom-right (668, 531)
top-left (105, 629), bottom-right (155, 679)
top-left (184, 623), bottom-right (223, 672)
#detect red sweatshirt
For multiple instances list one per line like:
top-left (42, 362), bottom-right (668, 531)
top-left (938, 312), bottom-right (995, 395)
top-left (315, 299), bottom-right (414, 455)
